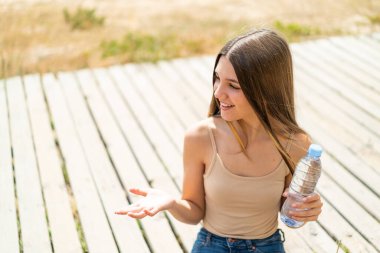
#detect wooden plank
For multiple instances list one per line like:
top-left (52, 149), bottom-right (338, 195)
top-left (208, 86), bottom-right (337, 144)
top-left (333, 36), bottom-right (380, 61)
top-left (279, 223), bottom-right (315, 253)
top-left (314, 198), bottom-right (377, 252)
top-left (77, 68), bottom-right (180, 253)
top-left (309, 39), bottom-right (380, 96)
top-left (58, 71), bottom-right (150, 253)
top-left (291, 44), bottom-right (380, 120)
top-left (294, 68), bottom-right (380, 173)
top-left (123, 64), bottom-right (183, 184)
top-left (292, 56), bottom-right (380, 139)
top-left (7, 76), bottom-right (52, 253)
top-left (158, 61), bottom-right (207, 119)
top-left (298, 110), bottom-right (380, 250)
top-left (0, 77), bottom-right (19, 253)
top-left (23, 74), bottom-right (82, 253)
top-left (91, 67), bottom-right (185, 253)
top-left (171, 58), bottom-right (211, 103)
top-left (296, 67), bottom-right (380, 219)
top-left (186, 57), bottom-right (213, 91)
top-left (298, 86), bottom-right (380, 174)
top-left (323, 38), bottom-right (380, 92)
top-left (371, 32), bottom-right (380, 41)
top-left (300, 40), bottom-right (380, 105)
top-left (353, 36), bottom-right (380, 59)
top-left (297, 64), bottom-right (380, 196)
top-left (139, 63), bottom-right (188, 149)
top-left (42, 73), bottom-right (118, 253)
top-left (141, 63), bottom-right (199, 127)
top-left (295, 98), bottom-right (380, 196)
top-left (280, 221), bottom-right (337, 253)
top-left (107, 65), bottom-right (200, 252)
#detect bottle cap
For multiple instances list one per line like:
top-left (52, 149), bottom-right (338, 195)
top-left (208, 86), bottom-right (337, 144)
top-left (308, 144), bottom-right (323, 157)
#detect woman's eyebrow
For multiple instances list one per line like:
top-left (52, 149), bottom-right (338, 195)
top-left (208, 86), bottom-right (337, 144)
top-left (226, 78), bottom-right (239, 84)
top-left (214, 72), bottom-right (239, 84)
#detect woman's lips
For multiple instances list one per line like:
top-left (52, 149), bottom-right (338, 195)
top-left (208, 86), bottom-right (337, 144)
top-left (220, 102), bottom-right (234, 110)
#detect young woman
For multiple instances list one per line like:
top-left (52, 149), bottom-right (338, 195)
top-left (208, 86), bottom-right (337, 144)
top-left (115, 28), bottom-right (323, 253)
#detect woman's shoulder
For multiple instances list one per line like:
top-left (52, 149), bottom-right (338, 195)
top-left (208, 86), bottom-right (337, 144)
top-left (288, 132), bottom-right (313, 163)
top-left (183, 117), bottom-right (219, 163)
top-left (184, 117), bottom-right (217, 141)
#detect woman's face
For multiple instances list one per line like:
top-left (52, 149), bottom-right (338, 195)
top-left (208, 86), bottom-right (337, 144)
top-left (214, 56), bottom-right (255, 122)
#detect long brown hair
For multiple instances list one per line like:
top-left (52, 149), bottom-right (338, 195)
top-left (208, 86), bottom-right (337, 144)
top-left (208, 29), bottom-right (305, 174)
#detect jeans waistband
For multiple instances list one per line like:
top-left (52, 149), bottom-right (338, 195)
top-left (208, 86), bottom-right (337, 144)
top-left (199, 227), bottom-right (285, 248)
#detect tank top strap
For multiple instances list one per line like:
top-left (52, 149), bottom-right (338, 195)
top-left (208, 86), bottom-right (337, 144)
top-left (207, 126), bottom-right (218, 153)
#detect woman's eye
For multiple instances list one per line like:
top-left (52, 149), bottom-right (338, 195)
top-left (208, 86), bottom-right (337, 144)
top-left (230, 84), bottom-right (240, 89)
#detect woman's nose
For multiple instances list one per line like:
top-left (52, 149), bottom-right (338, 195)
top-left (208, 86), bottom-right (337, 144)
top-left (214, 83), bottom-right (225, 100)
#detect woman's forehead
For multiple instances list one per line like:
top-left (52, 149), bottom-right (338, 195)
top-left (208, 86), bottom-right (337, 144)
top-left (215, 56), bottom-right (237, 79)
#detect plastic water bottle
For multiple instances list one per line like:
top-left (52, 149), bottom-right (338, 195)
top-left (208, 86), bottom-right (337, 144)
top-left (280, 144), bottom-right (323, 228)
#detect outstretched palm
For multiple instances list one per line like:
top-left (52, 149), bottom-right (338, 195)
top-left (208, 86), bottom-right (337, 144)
top-left (115, 188), bottom-right (175, 219)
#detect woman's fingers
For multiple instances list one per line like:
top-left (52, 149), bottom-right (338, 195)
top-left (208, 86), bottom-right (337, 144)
top-left (290, 193), bottom-right (323, 222)
top-left (290, 207), bottom-right (322, 218)
top-left (292, 200), bottom-right (322, 210)
top-left (303, 193), bottom-right (321, 203)
top-left (282, 188), bottom-right (289, 197)
top-left (115, 203), bottom-right (160, 218)
top-left (290, 204), bottom-right (322, 222)
top-left (129, 187), bottom-right (149, 197)
top-left (144, 207), bottom-right (159, 217)
top-left (127, 210), bottom-right (148, 219)
top-left (114, 203), bottom-right (143, 215)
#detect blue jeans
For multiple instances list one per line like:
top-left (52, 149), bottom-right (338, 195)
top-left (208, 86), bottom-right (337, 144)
top-left (191, 228), bottom-right (286, 253)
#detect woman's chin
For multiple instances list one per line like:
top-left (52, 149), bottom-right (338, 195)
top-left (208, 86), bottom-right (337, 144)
top-left (220, 113), bottom-right (236, 122)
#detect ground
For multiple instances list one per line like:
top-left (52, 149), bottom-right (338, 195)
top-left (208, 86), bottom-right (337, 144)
top-left (1, 0), bottom-right (380, 78)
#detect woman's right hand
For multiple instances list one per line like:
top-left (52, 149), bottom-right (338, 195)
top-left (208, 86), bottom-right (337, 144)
top-left (115, 188), bottom-right (175, 219)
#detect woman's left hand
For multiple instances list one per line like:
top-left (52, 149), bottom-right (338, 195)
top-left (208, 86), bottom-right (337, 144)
top-left (283, 190), bottom-right (323, 223)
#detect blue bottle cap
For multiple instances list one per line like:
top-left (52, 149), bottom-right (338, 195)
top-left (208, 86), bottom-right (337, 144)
top-left (308, 144), bottom-right (323, 157)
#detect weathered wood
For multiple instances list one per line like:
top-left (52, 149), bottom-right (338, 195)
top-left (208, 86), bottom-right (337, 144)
top-left (58, 71), bottom-right (151, 253)
top-left (107, 65), bottom-right (200, 252)
top-left (301, 39), bottom-right (380, 98)
top-left (171, 58), bottom-right (211, 103)
top-left (292, 44), bottom-right (380, 120)
top-left (158, 61), bottom-right (207, 119)
top-left (123, 64), bottom-right (184, 185)
top-left (2, 33), bottom-right (380, 253)
top-left (139, 63), bottom-right (186, 149)
top-left (298, 111), bottom-right (380, 250)
top-left (23, 74), bottom-right (82, 253)
top-left (142, 61), bottom-right (199, 129)
top-left (42, 73), bottom-right (118, 253)
top-left (7, 76), bottom-right (52, 253)
top-left (91, 67), bottom-right (185, 253)
top-left (77, 68), bottom-right (180, 253)
top-left (0, 77), bottom-right (19, 253)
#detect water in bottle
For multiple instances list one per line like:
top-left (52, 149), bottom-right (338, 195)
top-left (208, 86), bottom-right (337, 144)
top-left (280, 144), bottom-right (322, 228)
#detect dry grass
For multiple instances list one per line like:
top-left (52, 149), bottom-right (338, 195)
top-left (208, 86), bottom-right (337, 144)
top-left (1, 0), bottom-right (380, 79)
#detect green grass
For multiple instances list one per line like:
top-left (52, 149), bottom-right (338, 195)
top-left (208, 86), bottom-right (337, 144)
top-left (100, 31), bottom-right (210, 62)
top-left (336, 239), bottom-right (350, 253)
top-left (63, 7), bottom-right (105, 30)
top-left (273, 20), bottom-right (321, 41)
top-left (368, 14), bottom-right (380, 24)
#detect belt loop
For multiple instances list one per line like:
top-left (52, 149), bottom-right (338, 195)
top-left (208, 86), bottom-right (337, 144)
top-left (205, 230), bottom-right (212, 245)
top-left (279, 229), bottom-right (286, 242)
top-left (245, 239), bottom-right (256, 252)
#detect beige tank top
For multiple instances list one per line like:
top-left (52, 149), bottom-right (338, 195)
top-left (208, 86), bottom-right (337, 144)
top-left (202, 126), bottom-right (292, 239)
